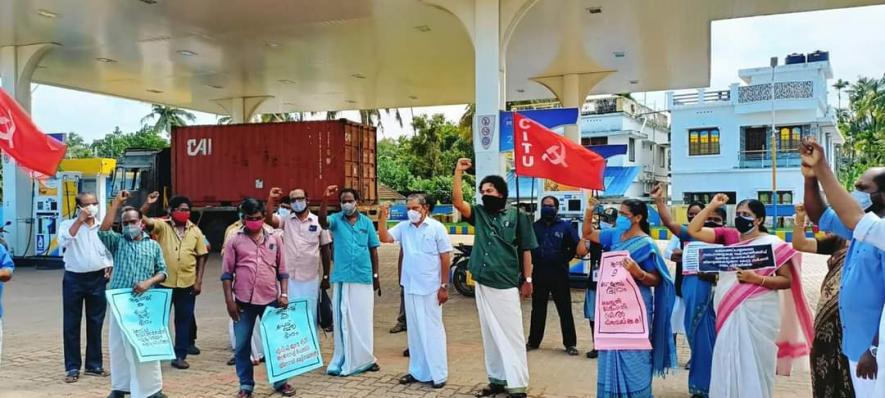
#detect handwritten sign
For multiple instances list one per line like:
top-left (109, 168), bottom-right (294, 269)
top-left (698, 244), bottom-right (776, 273)
top-left (593, 251), bottom-right (652, 350)
top-left (105, 288), bottom-right (175, 362)
top-left (682, 241), bottom-right (723, 274)
top-left (260, 300), bottom-right (323, 384)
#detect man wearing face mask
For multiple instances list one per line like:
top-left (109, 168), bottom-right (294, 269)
top-left (452, 158), bottom-right (538, 398)
top-left (319, 185), bottom-right (382, 376)
top-left (140, 193), bottom-right (209, 370)
top-left (800, 138), bottom-right (885, 396)
top-left (57, 192), bottom-right (114, 383)
top-left (526, 196), bottom-right (579, 356)
top-left (99, 190), bottom-right (168, 398)
top-left (265, 187), bottom-right (332, 333)
top-left (378, 193), bottom-right (453, 388)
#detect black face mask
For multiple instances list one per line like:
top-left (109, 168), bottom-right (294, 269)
top-left (687, 216), bottom-right (695, 224)
top-left (704, 221), bottom-right (723, 228)
top-left (734, 216), bottom-right (757, 234)
top-left (482, 195), bottom-right (507, 213)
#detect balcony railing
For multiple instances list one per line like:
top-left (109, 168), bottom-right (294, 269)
top-left (737, 81), bottom-right (814, 103)
top-left (671, 90), bottom-right (730, 106)
top-left (738, 148), bottom-right (802, 168)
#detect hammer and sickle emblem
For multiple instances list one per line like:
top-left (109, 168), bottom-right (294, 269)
top-left (542, 143), bottom-right (567, 167)
top-left (0, 109), bottom-right (16, 149)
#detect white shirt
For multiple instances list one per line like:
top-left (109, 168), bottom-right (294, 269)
top-left (57, 218), bottom-right (113, 273)
top-left (278, 212), bottom-right (332, 282)
top-left (389, 217), bottom-right (453, 296)
top-left (853, 212), bottom-right (885, 251)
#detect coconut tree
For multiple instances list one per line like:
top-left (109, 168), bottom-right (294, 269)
top-left (833, 78), bottom-right (850, 109)
top-left (141, 104), bottom-right (196, 135)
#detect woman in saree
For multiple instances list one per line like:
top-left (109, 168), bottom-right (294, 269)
top-left (580, 198), bottom-right (676, 397)
top-left (687, 194), bottom-right (814, 398)
top-left (791, 203), bottom-right (853, 397)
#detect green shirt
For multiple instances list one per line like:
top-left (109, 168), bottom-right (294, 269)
top-left (466, 204), bottom-right (538, 289)
top-left (98, 231), bottom-right (167, 290)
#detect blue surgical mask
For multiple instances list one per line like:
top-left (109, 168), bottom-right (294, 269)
top-left (341, 202), bottom-right (357, 216)
top-left (277, 207), bottom-right (291, 217)
top-left (123, 224), bottom-right (142, 240)
top-left (615, 215), bottom-right (632, 231)
top-left (851, 190), bottom-right (873, 212)
top-left (292, 200), bottom-right (307, 213)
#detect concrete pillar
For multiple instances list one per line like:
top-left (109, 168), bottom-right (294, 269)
top-left (212, 96), bottom-right (272, 123)
top-left (472, 0), bottom-right (506, 191)
top-left (561, 73), bottom-right (581, 143)
top-left (1, 43), bottom-right (57, 256)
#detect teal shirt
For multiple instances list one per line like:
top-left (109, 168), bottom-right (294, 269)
top-left (0, 245), bottom-right (15, 319)
top-left (328, 212), bottom-right (380, 284)
top-left (98, 231), bottom-right (167, 290)
top-left (466, 204), bottom-right (538, 289)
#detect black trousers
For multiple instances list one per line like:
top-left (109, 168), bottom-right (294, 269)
top-left (62, 270), bottom-right (107, 373)
top-left (528, 274), bottom-right (577, 348)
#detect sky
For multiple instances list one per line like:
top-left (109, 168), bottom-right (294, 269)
top-left (20, 4), bottom-right (885, 142)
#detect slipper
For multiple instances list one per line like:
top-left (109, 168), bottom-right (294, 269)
top-left (84, 369), bottom-right (110, 377)
top-left (64, 373), bottom-right (79, 383)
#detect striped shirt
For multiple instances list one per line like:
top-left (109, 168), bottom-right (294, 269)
top-left (98, 230), bottom-right (167, 290)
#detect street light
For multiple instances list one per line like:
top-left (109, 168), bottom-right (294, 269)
top-left (770, 56), bottom-right (778, 229)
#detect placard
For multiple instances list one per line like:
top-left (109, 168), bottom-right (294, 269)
top-left (682, 241), bottom-right (723, 274)
top-left (698, 244), bottom-right (776, 273)
top-left (260, 300), bottom-right (323, 384)
top-left (593, 251), bottom-right (652, 350)
top-left (106, 288), bottom-right (175, 362)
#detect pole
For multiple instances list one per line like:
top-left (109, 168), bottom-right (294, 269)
top-left (770, 56), bottom-right (778, 230)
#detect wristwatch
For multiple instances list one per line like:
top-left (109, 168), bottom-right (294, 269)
top-left (525, 277), bottom-right (533, 284)
top-left (323, 275), bottom-right (329, 280)
top-left (440, 283), bottom-right (448, 289)
top-left (870, 346), bottom-right (878, 358)
top-left (280, 293), bottom-right (288, 298)
top-left (373, 273), bottom-right (379, 279)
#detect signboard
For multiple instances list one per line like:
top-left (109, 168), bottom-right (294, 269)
top-left (106, 288), bottom-right (175, 362)
top-left (499, 108), bottom-right (580, 151)
top-left (260, 300), bottom-right (324, 384)
top-left (697, 244), bottom-right (776, 273)
top-left (682, 241), bottom-right (723, 274)
top-left (476, 114), bottom-right (496, 150)
top-left (593, 251), bottom-right (652, 350)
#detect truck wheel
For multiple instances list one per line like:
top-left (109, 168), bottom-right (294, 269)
top-left (452, 261), bottom-right (475, 297)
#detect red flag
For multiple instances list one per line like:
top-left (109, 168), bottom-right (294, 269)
top-left (514, 112), bottom-right (605, 190)
top-left (0, 89), bottom-right (67, 176)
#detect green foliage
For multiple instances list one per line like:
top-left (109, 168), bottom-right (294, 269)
top-left (90, 126), bottom-right (169, 159)
top-left (377, 113), bottom-right (475, 203)
top-left (141, 104), bottom-right (196, 134)
top-left (64, 132), bottom-right (94, 159)
top-left (837, 75), bottom-right (885, 187)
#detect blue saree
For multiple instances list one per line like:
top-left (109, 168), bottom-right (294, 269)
top-left (682, 275), bottom-right (716, 397)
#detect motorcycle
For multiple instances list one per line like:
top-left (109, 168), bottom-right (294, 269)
top-left (450, 243), bottom-right (475, 297)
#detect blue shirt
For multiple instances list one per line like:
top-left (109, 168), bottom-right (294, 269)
top-left (0, 245), bottom-right (16, 318)
top-left (820, 208), bottom-right (885, 361)
top-left (328, 212), bottom-right (380, 284)
top-left (531, 218), bottom-right (579, 276)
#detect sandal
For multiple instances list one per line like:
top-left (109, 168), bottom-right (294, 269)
top-left (474, 384), bottom-right (506, 397)
top-left (275, 383), bottom-right (297, 397)
top-left (85, 368), bottom-right (111, 377)
top-left (64, 372), bottom-right (80, 383)
top-left (398, 374), bottom-right (419, 384)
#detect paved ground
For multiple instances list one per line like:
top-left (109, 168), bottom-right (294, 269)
top-left (0, 236), bottom-right (828, 397)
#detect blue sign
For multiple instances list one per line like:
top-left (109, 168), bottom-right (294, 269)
top-left (260, 299), bottom-right (323, 384)
top-left (499, 108), bottom-right (580, 151)
top-left (106, 288), bottom-right (175, 362)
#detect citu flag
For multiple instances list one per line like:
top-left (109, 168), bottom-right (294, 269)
top-left (0, 88), bottom-right (67, 176)
top-left (513, 112), bottom-right (605, 190)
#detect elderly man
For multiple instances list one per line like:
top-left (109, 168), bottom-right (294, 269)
top-left (58, 192), bottom-right (114, 383)
top-left (378, 194), bottom-right (453, 388)
top-left (141, 192), bottom-right (209, 370)
top-left (452, 159), bottom-right (538, 398)
top-left (99, 191), bottom-right (168, 398)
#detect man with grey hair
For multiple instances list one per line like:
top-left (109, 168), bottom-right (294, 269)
top-left (378, 193), bottom-right (453, 388)
top-left (58, 192), bottom-right (114, 383)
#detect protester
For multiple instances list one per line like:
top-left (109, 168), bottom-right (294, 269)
top-left (581, 197), bottom-right (676, 397)
top-left (687, 194), bottom-right (813, 398)
top-left (221, 197), bottom-right (295, 398)
top-left (791, 203), bottom-right (854, 397)
top-left (265, 187), bottom-right (332, 333)
top-left (452, 158), bottom-right (537, 398)
top-left (652, 185), bottom-right (723, 398)
top-left (798, 137), bottom-right (884, 396)
top-left (222, 217), bottom-right (265, 367)
top-left (526, 195), bottom-right (579, 356)
top-left (0, 241), bottom-right (14, 368)
top-left (140, 192), bottom-right (208, 370)
top-left (319, 185), bottom-right (382, 376)
top-left (577, 206), bottom-right (616, 359)
top-left (98, 191), bottom-right (167, 398)
top-left (378, 194), bottom-right (453, 388)
top-left (57, 192), bottom-right (114, 383)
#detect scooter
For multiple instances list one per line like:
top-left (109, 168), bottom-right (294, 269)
top-left (450, 243), bottom-right (475, 297)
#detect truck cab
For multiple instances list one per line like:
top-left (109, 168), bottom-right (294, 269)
top-left (110, 148), bottom-right (170, 218)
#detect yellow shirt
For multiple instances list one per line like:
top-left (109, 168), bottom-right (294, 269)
top-left (153, 220), bottom-right (208, 288)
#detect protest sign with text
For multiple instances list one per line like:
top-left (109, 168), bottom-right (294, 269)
top-left (682, 241), bottom-right (723, 274)
top-left (593, 251), bottom-right (652, 350)
top-left (698, 244), bottom-right (776, 272)
top-left (106, 288), bottom-right (175, 362)
top-left (260, 299), bottom-right (323, 384)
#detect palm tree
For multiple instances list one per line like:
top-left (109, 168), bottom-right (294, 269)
top-left (833, 79), bottom-right (850, 109)
top-left (255, 113), bottom-right (294, 123)
top-left (325, 111), bottom-right (339, 120)
top-left (141, 104), bottom-right (196, 134)
top-left (458, 104), bottom-right (475, 141)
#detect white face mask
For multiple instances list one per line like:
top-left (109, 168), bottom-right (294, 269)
top-left (407, 210), bottom-right (424, 224)
top-left (81, 204), bottom-right (99, 218)
top-left (292, 200), bottom-right (307, 213)
top-left (341, 202), bottom-right (357, 216)
top-left (851, 190), bottom-right (873, 211)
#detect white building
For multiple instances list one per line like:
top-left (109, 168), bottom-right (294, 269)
top-left (667, 53), bottom-right (841, 223)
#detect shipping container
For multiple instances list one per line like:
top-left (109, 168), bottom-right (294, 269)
top-left (171, 120), bottom-right (377, 207)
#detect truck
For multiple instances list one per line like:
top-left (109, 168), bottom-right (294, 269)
top-left (111, 120), bottom-right (378, 249)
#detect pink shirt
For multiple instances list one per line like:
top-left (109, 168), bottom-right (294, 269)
top-left (279, 212), bottom-right (331, 282)
top-left (221, 230), bottom-right (287, 305)
top-left (713, 227), bottom-right (741, 246)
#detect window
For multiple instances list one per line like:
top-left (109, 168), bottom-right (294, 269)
top-left (742, 125), bottom-right (807, 153)
top-left (658, 147), bottom-right (666, 167)
top-left (778, 126), bottom-right (803, 151)
top-left (590, 136), bottom-right (608, 146)
top-left (683, 191), bottom-right (737, 205)
top-left (628, 138), bottom-right (635, 161)
top-left (758, 190), bottom-right (793, 205)
top-left (688, 128), bottom-right (720, 155)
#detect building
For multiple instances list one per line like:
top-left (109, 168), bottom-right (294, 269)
top-left (667, 51), bottom-right (841, 224)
